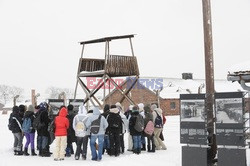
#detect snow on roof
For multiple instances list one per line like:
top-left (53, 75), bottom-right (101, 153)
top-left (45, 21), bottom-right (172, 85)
top-left (228, 61), bottom-right (250, 74)
top-left (139, 77), bottom-right (244, 99)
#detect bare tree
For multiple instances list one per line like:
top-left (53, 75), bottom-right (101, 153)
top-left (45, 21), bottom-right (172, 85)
top-left (63, 88), bottom-right (74, 99)
top-left (0, 85), bottom-right (24, 104)
top-left (8, 86), bottom-right (24, 102)
top-left (46, 86), bottom-right (61, 99)
top-left (46, 87), bottom-right (74, 99)
top-left (0, 85), bottom-right (10, 104)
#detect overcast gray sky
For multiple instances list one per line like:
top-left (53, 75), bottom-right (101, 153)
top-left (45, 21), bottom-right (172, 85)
top-left (0, 0), bottom-right (250, 97)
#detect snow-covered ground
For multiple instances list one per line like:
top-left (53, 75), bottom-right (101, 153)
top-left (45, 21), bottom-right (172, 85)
top-left (1, 111), bottom-right (250, 166)
top-left (0, 112), bottom-right (181, 166)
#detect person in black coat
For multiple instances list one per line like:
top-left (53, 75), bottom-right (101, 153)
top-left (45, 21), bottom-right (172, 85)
top-left (9, 106), bottom-right (23, 155)
top-left (106, 105), bottom-right (123, 156)
top-left (66, 104), bottom-right (77, 157)
top-left (101, 104), bottom-right (110, 155)
top-left (129, 105), bottom-right (143, 154)
top-left (36, 102), bottom-right (50, 157)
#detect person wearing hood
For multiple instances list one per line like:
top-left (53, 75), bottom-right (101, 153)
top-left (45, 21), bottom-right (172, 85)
top-left (53, 107), bottom-right (69, 161)
top-left (22, 105), bottom-right (37, 156)
top-left (72, 105), bottom-right (89, 160)
top-left (152, 107), bottom-right (167, 150)
top-left (9, 106), bottom-right (23, 155)
top-left (106, 105), bottom-right (123, 156)
top-left (116, 102), bottom-right (128, 154)
top-left (85, 107), bottom-right (108, 161)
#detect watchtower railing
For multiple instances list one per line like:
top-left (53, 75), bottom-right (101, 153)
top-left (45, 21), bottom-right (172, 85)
top-left (79, 58), bottom-right (105, 72)
top-left (106, 55), bottom-right (139, 76)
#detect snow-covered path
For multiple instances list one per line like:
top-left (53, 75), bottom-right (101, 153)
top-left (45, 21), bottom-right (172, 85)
top-left (0, 112), bottom-right (181, 166)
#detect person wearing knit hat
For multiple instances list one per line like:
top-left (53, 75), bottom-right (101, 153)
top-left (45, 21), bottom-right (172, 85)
top-left (23, 105), bottom-right (37, 156)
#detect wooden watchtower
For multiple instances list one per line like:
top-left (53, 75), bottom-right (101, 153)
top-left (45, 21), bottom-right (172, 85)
top-left (74, 34), bottom-right (140, 108)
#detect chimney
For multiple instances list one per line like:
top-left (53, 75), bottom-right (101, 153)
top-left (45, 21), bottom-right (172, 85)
top-left (182, 73), bottom-right (193, 80)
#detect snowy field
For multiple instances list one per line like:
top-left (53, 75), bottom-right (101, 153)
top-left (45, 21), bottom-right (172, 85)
top-left (1, 111), bottom-right (250, 166)
top-left (0, 112), bottom-right (181, 166)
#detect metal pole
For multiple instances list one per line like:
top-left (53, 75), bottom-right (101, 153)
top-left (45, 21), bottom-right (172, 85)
top-left (202, 0), bottom-right (217, 164)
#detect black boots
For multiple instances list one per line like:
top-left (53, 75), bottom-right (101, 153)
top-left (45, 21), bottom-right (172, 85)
top-left (15, 150), bottom-right (24, 156)
top-left (31, 149), bottom-right (37, 156)
top-left (24, 148), bottom-right (30, 156)
top-left (141, 144), bottom-right (146, 151)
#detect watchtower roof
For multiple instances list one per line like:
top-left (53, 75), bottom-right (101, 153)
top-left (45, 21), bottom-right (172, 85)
top-left (80, 34), bottom-right (135, 45)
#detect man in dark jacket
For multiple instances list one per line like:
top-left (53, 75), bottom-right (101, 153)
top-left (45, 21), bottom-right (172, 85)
top-left (9, 106), bottom-right (23, 155)
top-left (66, 104), bottom-right (76, 157)
top-left (106, 105), bottom-right (123, 156)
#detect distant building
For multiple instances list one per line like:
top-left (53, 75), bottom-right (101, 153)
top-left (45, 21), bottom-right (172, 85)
top-left (104, 76), bottom-right (245, 116)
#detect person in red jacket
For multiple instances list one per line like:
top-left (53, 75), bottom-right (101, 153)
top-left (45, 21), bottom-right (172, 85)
top-left (53, 107), bottom-right (69, 161)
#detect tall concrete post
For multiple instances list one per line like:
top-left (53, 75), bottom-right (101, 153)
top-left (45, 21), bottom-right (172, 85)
top-left (202, 0), bottom-right (217, 164)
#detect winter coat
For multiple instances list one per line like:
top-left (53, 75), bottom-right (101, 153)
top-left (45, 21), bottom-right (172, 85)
top-left (85, 107), bottom-right (108, 136)
top-left (54, 107), bottom-right (69, 136)
top-left (120, 111), bottom-right (128, 134)
top-left (37, 109), bottom-right (50, 137)
top-left (152, 108), bottom-right (163, 124)
top-left (73, 105), bottom-right (88, 136)
top-left (67, 108), bottom-right (77, 142)
top-left (129, 110), bottom-right (142, 136)
top-left (23, 111), bottom-right (36, 133)
top-left (106, 108), bottom-right (123, 134)
top-left (143, 110), bottom-right (154, 136)
top-left (9, 106), bottom-right (23, 133)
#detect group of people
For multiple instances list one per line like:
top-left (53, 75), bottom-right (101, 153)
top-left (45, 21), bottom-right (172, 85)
top-left (8, 101), bottom-right (167, 161)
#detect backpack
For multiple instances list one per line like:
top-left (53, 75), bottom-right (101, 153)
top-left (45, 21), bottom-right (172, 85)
top-left (134, 114), bottom-right (144, 132)
top-left (90, 115), bottom-right (102, 134)
top-left (107, 113), bottom-right (121, 129)
top-left (144, 120), bottom-right (154, 135)
top-left (33, 112), bottom-right (45, 130)
top-left (8, 115), bottom-right (13, 131)
top-left (22, 118), bottom-right (32, 133)
top-left (154, 111), bottom-right (163, 128)
top-left (75, 116), bottom-right (87, 137)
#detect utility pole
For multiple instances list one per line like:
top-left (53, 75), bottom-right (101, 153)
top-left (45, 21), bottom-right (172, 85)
top-left (202, 0), bottom-right (217, 165)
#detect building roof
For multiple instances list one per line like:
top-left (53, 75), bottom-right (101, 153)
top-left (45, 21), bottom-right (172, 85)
top-left (139, 77), bottom-right (244, 99)
top-left (79, 34), bottom-right (135, 45)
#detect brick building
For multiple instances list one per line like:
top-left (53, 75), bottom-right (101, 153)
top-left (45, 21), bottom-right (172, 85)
top-left (103, 76), bottom-right (245, 116)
